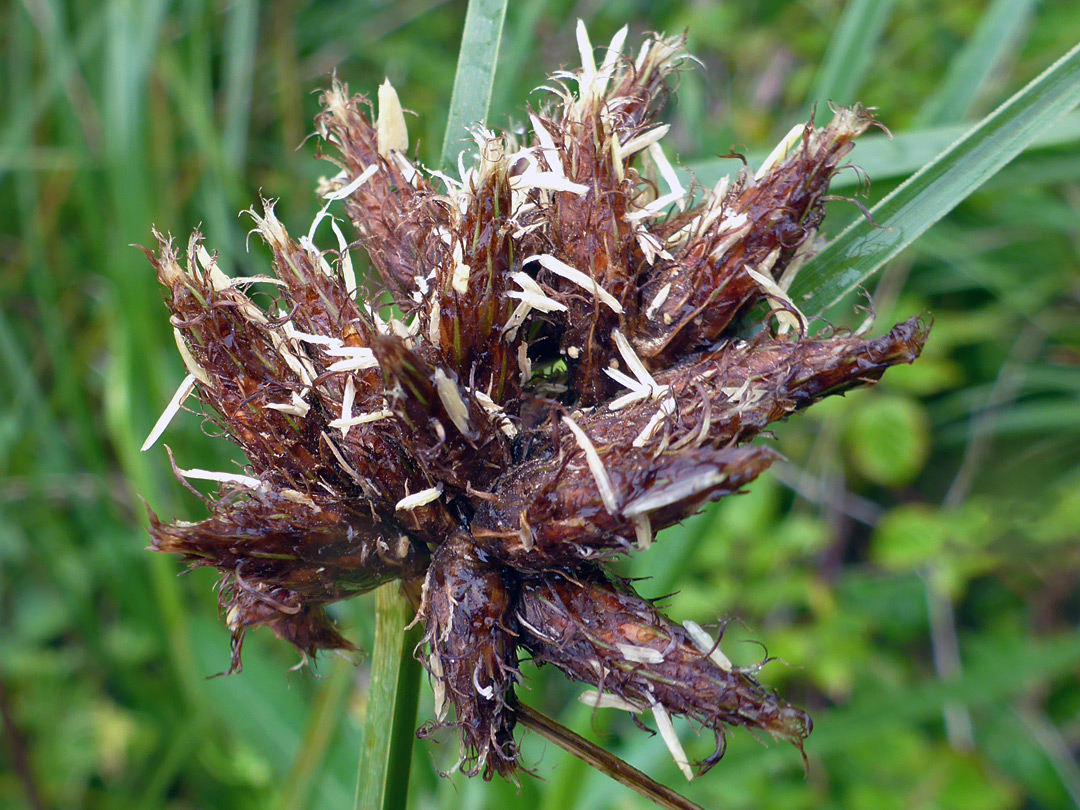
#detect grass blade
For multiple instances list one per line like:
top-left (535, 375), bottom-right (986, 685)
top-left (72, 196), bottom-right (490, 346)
top-left (805, 0), bottom-right (898, 112)
top-left (355, 585), bottom-right (422, 810)
top-left (790, 39), bottom-right (1080, 315)
top-left (915, 0), bottom-right (1037, 126)
top-left (439, 0), bottom-right (508, 169)
top-left (221, 0), bottom-right (258, 168)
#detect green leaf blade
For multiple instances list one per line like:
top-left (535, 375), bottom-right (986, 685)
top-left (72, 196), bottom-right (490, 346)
top-left (806, 0), bottom-right (898, 112)
top-left (440, 0), bottom-right (509, 169)
top-left (915, 0), bottom-right (1037, 127)
top-left (792, 39), bottom-right (1080, 315)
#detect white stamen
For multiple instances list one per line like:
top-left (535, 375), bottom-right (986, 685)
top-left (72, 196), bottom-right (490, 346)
top-left (172, 328), bottom-right (212, 387)
top-left (745, 248), bottom-right (805, 335)
top-left (529, 114), bottom-right (561, 173)
top-left (508, 272), bottom-right (567, 312)
top-left (279, 488), bottom-right (319, 509)
top-left (268, 331), bottom-right (316, 387)
top-left (682, 620), bottom-right (733, 672)
top-left (509, 169), bottom-right (589, 195)
top-left (576, 20), bottom-right (597, 90)
top-left (377, 78), bottom-right (409, 158)
top-left (716, 211), bottom-right (749, 234)
top-left (451, 259), bottom-right (471, 295)
top-left (598, 26), bottom-right (629, 91)
top-left (141, 373), bottom-right (196, 451)
top-left (389, 317), bottom-right (414, 340)
top-left (610, 132), bottom-right (625, 182)
top-left (636, 231), bottom-right (672, 265)
top-left (755, 122), bottom-right (805, 179)
top-left (652, 702), bottom-right (694, 782)
top-left (429, 652), bottom-right (447, 721)
top-left (505, 273), bottom-right (567, 337)
top-left (282, 322), bottom-right (345, 349)
top-left (621, 125), bottom-right (670, 157)
top-left (612, 329), bottom-right (662, 395)
top-left (578, 691), bottom-right (642, 713)
top-left (635, 39), bottom-right (652, 73)
top-left (607, 388), bottom-right (651, 411)
top-left (624, 468), bottom-right (729, 517)
top-left (561, 415), bottom-right (617, 514)
top-left (524, 254), bottom-right (623, 313)
top-left (177, 467), bottom-right (261, 489)
top-left (266, 391), bottom-right (311, 418)
top-left (330, 219), bottom-right (357, 297)
top-left (339, 376), bottom-right (357, 437)
top-left (516, 612), bottom-right (554, 641)
top-left (433, 368), bottom-right (470, 434)
top-left (395, 484), bottom-right (443, 511)
top-left (472, 665), bottom-right (494, 700)
top-left (623, 190), bottom-right (685, 222)
top-left (634, 515), bottom-right (653, 551)
top-left (648, 141), bottom-right (686, 208)
top-left (708, 218), bottom-right (752, 261)
top-left (617, 643), bottom-right (664, 664)
top-left (328, 408), bottom-right (393, 429)
top-left (474, 390), bottom-right (518, 438)
top-left (632, 396), bottom-right (676, 447)
top-left (711, 176), bottom-right (730, 206)
top-left (517, 342), bottom-right (531, 385)
top-left (323, 163), bottom-right (380, 201)
top-left (390, 148), bottom-right (418, 185)
top-left (197, 246), bottom-right (231, 291)
top-left (604, 365), bottom-right (644, 394)
top-left (428, 299), bottom-right (441, 347)
top-left (645, 283), bottom-right (671, 320)
top-left (326, 346), bottom-right (379, 372)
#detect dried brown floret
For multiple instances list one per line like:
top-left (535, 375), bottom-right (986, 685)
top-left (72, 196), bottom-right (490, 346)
top-left (634, 106), bottom-right (880, 362)
top-left (518, 569), bottom-right (812, 777)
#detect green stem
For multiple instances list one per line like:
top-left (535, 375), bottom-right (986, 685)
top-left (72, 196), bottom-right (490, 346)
top-left (439, 0), bottom-right (508, 168)
top-left (355, 584), bottom-right (423, 810)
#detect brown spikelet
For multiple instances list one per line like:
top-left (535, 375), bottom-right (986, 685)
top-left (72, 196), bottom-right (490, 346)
top-left (417, 533), bottom-right (520, 779)
top-left (518, 569), bottom-right (813, 774)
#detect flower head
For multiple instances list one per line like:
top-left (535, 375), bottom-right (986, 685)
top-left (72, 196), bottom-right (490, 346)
top-left (143, 24), bottom-right (927, 783)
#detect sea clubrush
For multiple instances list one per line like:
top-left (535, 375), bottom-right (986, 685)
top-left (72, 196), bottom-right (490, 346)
top-left (142, 24), bottom-right (927, 787)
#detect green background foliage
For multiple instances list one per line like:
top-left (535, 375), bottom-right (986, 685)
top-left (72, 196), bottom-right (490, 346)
top-left (2, 1), bottom-right (1079, 808)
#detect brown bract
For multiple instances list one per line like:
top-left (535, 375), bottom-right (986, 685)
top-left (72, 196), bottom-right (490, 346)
top-left (142, 24), bottom-right (928, 783)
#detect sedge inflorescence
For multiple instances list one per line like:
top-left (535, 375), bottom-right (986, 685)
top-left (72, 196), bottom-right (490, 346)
top-left (142, 24), bottom-right (927, 782)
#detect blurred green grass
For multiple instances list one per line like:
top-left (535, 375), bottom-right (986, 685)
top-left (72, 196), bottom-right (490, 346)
top-left (2, 1), bottom-right (1079, 808)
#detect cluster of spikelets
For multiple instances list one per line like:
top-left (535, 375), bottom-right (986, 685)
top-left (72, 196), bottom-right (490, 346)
top-left (142, 24), bottom-right (927, 782)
